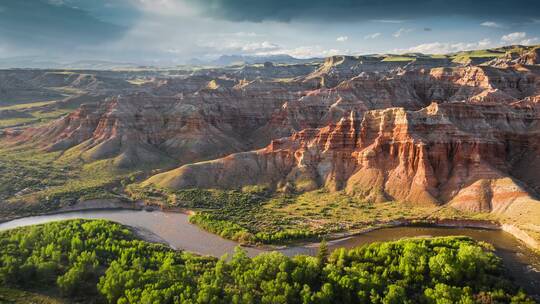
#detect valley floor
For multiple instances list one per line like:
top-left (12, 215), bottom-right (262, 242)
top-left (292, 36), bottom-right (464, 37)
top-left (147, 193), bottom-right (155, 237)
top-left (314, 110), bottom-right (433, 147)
top-left (127, 185), bottom-right (537, 248)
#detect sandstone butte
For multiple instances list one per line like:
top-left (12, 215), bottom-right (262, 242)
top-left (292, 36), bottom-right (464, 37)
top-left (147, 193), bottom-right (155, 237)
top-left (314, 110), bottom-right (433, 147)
top-left (3, 47), bottom-right (540, 248)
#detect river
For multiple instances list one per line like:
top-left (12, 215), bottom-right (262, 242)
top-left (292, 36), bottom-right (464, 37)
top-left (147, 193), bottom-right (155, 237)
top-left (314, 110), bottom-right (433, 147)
top-left (0, 209), bottom-right (538, 297)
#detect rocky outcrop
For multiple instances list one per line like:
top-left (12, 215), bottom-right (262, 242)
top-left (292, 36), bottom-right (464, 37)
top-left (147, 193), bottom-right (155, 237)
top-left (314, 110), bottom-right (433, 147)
top-left (303, 55), bottom-right (460, 89)
top-left (9, 93), bottom-right (248, 167)
top-left (6, 77), bottom-right (308, 167)
top-left (5, 59), bottom-right (540, 172)
top-left (485, 45), bottom-right (540, 68)
top-left (232, 63), bottom-right (319, 80)
top-left (303, 56), bottom-right (406, 88)
top-left (256, 65), bottom-right (540, 143)
top-left (0, 70), bottom-right (62, 102)
top-left (515, 47), bottom-right (540, 65)
top-left (146, 102), bottom-right (540, 213)
top-left (3, 48), bottom-right (540, 210)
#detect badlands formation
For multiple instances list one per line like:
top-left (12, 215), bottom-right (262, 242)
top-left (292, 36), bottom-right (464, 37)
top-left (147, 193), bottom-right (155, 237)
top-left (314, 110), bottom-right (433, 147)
top-left (2, 45), bottom-right (540, 244)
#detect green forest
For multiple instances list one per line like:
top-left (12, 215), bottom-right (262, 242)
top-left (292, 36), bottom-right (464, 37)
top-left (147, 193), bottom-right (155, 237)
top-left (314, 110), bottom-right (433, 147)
top-left (0, 219), bottom-right (535, 304)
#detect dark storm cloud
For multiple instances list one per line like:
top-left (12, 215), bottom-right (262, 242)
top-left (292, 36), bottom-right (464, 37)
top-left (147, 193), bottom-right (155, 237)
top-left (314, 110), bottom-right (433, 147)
top-left (188, 0), bottom-right (540, 22)
top-left (0, 0), bottom-right (136, 49)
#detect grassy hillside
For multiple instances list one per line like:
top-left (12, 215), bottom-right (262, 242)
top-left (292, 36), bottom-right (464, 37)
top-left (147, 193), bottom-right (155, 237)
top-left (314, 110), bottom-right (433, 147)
top-left (379, 44), bottom-right (539, 65)
top-left (0, 146), bottom-right (153, 220)
top-left (0, 84), bottom-right (87, 129)
top-left (450, 45), bottom-right (539, 64)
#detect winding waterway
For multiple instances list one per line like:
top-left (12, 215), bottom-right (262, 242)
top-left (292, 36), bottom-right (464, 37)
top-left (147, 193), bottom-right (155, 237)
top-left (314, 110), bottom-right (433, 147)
top-left (0, 209), bottom-right (539, 297)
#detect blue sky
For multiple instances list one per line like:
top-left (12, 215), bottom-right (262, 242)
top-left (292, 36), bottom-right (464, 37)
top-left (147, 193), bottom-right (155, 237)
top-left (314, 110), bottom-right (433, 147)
top-left (0, 0), bottom-right (539, 65)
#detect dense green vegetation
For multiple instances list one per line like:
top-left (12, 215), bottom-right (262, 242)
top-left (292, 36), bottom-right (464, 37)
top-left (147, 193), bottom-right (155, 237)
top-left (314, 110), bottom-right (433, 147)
top-left (128, 186), bottom-right (333, 244)
top-left (189, 213), bottom-right (319, 244)
top-left (128, 186), bottom-right (444, 245)
top-left (0, 219), bottom-right (534, 303)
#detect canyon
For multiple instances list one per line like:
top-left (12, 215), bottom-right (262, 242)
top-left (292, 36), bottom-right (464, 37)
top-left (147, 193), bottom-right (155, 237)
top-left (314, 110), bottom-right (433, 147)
top-left (1, 45), bottom-right (540, 248)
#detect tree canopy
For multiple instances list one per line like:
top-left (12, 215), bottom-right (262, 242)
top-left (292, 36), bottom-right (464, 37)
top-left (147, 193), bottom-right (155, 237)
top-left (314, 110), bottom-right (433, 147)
top-left (0, 219), bottom-right (534, 303)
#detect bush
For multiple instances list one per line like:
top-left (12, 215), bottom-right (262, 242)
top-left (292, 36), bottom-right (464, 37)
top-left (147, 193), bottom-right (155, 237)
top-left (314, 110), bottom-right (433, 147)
top-left (189, 213), bottom-right (255, 243)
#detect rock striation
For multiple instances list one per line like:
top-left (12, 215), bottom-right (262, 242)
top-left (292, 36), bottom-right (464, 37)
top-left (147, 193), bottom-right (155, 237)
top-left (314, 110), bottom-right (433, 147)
top-left (146, 101), bottom-right (540, 213)
top-left (3, 46), bottom-right (540, 216)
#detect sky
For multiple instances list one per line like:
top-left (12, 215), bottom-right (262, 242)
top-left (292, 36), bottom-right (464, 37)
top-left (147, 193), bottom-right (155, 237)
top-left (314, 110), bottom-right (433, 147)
top-left (0, 0), bottom-right (539, 65)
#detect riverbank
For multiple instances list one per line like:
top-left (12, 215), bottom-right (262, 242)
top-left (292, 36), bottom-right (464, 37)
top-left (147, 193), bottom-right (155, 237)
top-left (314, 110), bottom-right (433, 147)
top-left (1, 206), bottom-right (540, 298)
top-left (0, 199), bottom-right (142, 224)
top-left (258, 217), bottom-right (540, 254)
top-left (115, 186), bottom-right (540, 254)
top-left (0, 198), bottom-right (197, 224)
top-left (1, 201), bottom-right (539, 255)
top-left (340, 219), bottom-right (540, 251)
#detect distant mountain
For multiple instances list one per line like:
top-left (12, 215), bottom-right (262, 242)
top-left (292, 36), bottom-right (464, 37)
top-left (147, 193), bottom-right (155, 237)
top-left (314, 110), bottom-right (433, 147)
top-left (188, 54), bottom-right (322, 67)
top-left (0, 54), bottom-right (320, 69)
top-left (0, 56), bottom-right (63, 69)
top-left (61, 60), bottom-right (141, 70)
top-left (0, 57), bottom-right (141, 70)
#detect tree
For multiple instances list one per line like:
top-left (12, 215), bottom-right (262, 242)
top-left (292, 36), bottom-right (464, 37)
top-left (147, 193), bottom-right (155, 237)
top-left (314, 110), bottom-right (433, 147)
top-left (57, 251), bottom-right (98, 296)
top-left (317, 240), bottom-right (329, 267)
top-left (383, 284), bottom-right (407, 304)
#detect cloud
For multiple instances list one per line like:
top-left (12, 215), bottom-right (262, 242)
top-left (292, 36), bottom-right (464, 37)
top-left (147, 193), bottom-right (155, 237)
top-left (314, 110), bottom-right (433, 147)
top-left (209, 32), bottom-right (261, 39)
top-left (336, 36), bottom-right (349, 42)
top-left (395, 39), bottom-right (494, 54)
top-left (393, 28), bottom-right (413, 38)
top-left (423, 28), bottom-right (432, 32)
top-left (200, 40), bottom-right (280, 53)
top-left (478, 38), bottom-right (492, 47)
top-left (233, 32), bottom-right (258, 37)
top-left (364, 33), bottom-right (381, 39)
top-left (0, 0), bottom-right (131, 50)
top-left (498, 32), bottom-right (538, 45)
top-left (184, 0), bottom-right (540, 23)
top-left (371, 19), bottom-right (406, 24)
top-left (135, 0), bottom-right (196, 17)
top-left (241, 41), bottom-right (280, 52)
top-left (256, 45), bottom-right (349, 58)
top-left (481, 21), bottom-right (503, 28)
top-left (501, 32), bottom-right (527, 43)
top-left (521, 37), bottom-right (539, 45)
top-left (221, 40), bottom-right (353, 58)
top-left (3, 0), bottom-right (539, 65)
top-left (47, 0), bottom-right (66, 5)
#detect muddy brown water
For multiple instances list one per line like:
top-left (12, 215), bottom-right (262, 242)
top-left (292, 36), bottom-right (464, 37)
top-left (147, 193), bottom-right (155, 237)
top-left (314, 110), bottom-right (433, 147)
top-left (0, 210), bottom-right (538, 297)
